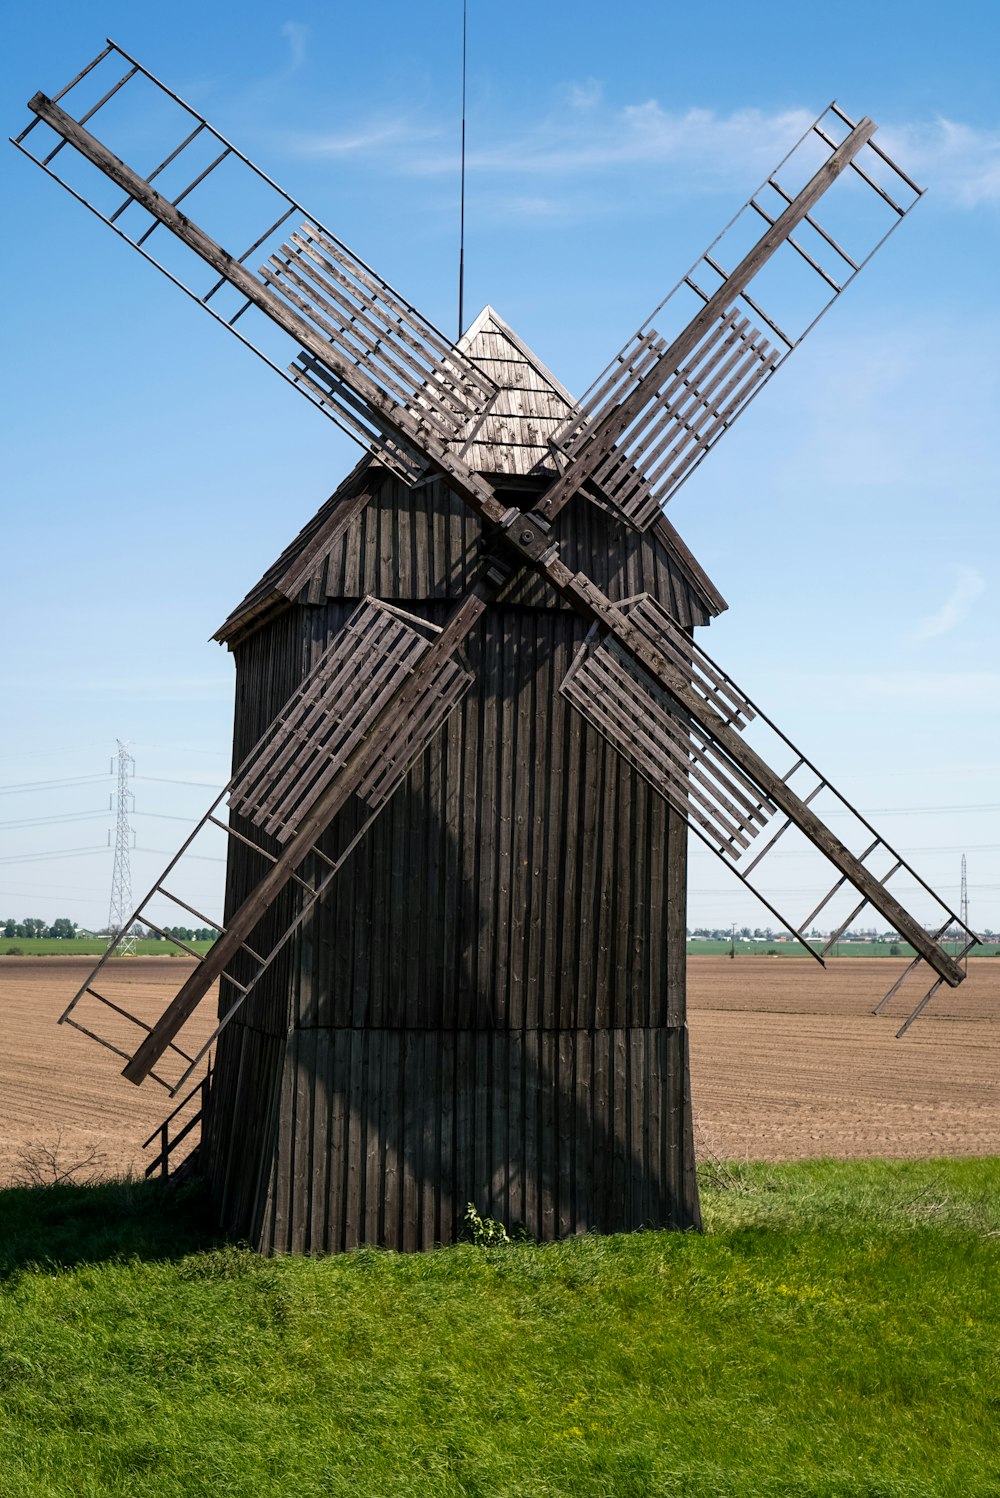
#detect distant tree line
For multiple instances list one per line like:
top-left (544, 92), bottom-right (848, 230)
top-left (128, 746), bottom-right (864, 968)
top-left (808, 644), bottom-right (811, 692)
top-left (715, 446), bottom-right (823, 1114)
top-left (687, 927), bottom-right (788, 941)
top-left (139, 926), bottom-right (217, 943)
top-left (2, 917), bottom-right (219, 943)
top-left (3, 917), bottom-right (80, 939)
top-left (687, 924), bottom-right (998, 943)
top-left (6, 914), bottom-right (993, 947)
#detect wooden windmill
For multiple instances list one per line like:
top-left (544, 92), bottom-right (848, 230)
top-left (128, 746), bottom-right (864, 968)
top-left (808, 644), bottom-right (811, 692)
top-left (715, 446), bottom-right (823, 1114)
top-left (13, 43), bottom-right (980, 1252)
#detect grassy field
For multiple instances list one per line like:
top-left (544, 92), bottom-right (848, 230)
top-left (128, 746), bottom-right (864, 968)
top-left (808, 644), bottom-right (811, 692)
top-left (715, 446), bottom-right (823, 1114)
top-left (0, 1158), bottom-right (997, 1496)
top-left (3, 938), bottom-right (997, 961)
top-left (0, 938), bottom-right (216, 958)
top-left (686, 938), bottom-right (1000, 958)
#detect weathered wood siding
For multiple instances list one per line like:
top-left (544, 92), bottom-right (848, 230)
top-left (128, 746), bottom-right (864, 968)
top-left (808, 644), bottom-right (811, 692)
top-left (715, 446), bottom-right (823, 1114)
top-left (297, 471), bottom-right (712, 619)
top-left (203, 473), bottom-right (707, 1250)
top-left (206, 1023), bottom-right (697, 1253)
top-left (288, 604), bottom-right (686, 1032)
top-left (231, 1025), bottom-right (698, 1254)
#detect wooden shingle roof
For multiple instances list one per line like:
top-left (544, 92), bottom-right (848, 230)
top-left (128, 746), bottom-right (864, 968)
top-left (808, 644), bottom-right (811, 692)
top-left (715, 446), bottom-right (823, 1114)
top-left (453, 305), bottom-right (572, 478)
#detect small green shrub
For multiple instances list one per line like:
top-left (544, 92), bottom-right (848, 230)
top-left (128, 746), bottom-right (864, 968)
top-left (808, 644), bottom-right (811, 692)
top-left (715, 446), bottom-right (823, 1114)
top-left (463, 1202), bottom-right (510, 1246)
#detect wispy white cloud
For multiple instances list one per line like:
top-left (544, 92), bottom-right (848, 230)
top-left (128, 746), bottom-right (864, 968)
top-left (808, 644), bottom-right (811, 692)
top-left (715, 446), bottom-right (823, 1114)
top-left (911, 565), bottom-right (986, 641)
top-left (880, 117), bottom-right (1000, 206)
top-left (295, 117), bottom-right (442, 156)
top-left (280, 83), bottom-right (1000, 208)
top-left (417, 101), bottom-right (814, 184)
top-left (281, 21), bottom-right (308, 74)
top-left (566, 79), bottom-right (603, 112)
top-left (492, 193), bottom-right (573, 220)
top-left (282, 94), bottom-right (813, 189)
top-left (273, 75), bottom-right (1000, 229)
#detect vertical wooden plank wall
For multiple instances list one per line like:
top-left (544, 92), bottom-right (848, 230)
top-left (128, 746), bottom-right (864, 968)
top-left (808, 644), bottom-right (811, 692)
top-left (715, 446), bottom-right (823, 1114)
top-left (202, 477), bottom-right (710, 1251)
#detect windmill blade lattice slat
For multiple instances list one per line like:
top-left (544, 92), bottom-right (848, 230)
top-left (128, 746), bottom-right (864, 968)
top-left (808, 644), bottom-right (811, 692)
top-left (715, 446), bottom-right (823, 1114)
top-left (272, 224), bottom-right (496, 429)
top-left (576, 312), bottom-right (778, 530)
top-left (229, 597), bottom-right (474, 839)
top-left (561, 596), bottom-right (772, 857)
top-left (544, 104), bottom-right (923, 529)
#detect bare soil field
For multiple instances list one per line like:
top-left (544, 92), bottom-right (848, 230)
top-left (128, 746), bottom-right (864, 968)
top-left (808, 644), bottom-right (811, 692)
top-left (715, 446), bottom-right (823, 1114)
top-left (689, 957), bottom-right (999, 1162)
top-left (0, 957), bottom-right (216, 1188)
top-left (687, 954), bottom-right (1000, 1021)
top-left (0, 955), bottom-right (996, 1186)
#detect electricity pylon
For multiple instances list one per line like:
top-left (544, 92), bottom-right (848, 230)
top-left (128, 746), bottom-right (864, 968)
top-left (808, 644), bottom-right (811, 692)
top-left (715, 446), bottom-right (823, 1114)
top-left (108, 740), bottom-right (136, 955)
top-left (960, 854), bottom-right (969, 972)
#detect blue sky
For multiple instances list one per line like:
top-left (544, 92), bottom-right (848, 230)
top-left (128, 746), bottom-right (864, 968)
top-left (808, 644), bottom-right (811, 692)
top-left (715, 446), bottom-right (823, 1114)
top-left (1, 0), bottom-right (997, 936)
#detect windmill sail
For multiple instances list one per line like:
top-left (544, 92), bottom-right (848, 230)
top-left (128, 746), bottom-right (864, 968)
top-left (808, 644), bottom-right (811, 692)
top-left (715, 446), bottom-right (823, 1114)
top-left (541, 105), bottom-right (923, 529)
top-left (559, 593), bottom-right (977, 997)
top-left (12, 42), bottom-right (502, 503)
top-left (60, 593), bottom-right (481, 1093)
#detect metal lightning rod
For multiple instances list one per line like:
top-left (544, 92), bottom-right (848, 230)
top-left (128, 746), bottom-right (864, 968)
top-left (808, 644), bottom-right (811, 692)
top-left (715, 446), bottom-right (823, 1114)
top-left (458, 0), bottom-right (468, 338)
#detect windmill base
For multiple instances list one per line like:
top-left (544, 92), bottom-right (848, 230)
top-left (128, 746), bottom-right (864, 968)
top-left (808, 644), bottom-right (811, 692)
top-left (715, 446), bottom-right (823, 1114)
top-left (200, 1020), bottom-right (701, 1253)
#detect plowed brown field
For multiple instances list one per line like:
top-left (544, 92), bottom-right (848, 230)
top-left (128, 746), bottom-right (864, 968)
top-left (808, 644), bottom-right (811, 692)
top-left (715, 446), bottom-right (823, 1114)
top-left (0, 955), bottom-right (997, 1185)
top-left (688, 956), bottom-right (999, 1162)
top-left (0, 957), bottom-right (216, 1187)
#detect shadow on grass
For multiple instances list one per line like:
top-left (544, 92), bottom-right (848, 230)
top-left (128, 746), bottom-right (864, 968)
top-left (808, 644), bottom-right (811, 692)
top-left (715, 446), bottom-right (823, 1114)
top-left (0, 1175), bottom-right (223, 1279)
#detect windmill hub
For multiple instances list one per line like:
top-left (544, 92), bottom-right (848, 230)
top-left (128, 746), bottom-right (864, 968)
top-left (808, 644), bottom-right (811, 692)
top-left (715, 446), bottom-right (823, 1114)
top-left (497, 506), bottom-right (556, 563)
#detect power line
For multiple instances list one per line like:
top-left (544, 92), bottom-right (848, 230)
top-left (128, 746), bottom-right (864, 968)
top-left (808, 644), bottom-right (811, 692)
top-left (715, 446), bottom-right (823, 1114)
top-left (0, 774), bottom-right (110, 795)
top-left (137, 846), bottom-right (226, 864)
top-left (0, 772), bottom-right (221, 794)
top-left (134, 810), bottom-right (206, 823)
top-left (0, 809), bottom-right (109, 830)
top-left (0, 808), bottom-right (210, 831)
top-left (0, 846), bottom-right (109, 864)
top-left (135, 775), bottom-right (222, 789)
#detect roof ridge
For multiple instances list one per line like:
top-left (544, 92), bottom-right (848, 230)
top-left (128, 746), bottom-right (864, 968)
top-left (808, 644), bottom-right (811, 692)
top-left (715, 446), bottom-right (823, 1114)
top-left (459, 304), bottom-right (576, 410)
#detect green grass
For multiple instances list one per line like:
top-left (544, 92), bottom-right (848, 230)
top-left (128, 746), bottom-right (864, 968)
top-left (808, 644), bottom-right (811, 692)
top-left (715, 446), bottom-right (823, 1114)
top-left (1, 1160), bottom-right (998, 1496)
top-left (0, 938), bottom-right (216, 957)
top-left (685, 939), bottom-right (1000, 958)
top-left (4, 940), bottom-right (996, 960)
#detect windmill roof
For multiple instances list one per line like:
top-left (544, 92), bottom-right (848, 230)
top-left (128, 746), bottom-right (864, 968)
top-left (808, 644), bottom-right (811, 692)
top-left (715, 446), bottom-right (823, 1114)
top-left (453, 304), bottom-right (573, 477)
top-left (215, 307), bottom-right (727, 645)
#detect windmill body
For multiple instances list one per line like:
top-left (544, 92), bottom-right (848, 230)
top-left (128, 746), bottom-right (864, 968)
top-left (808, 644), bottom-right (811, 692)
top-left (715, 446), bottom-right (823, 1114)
top-left (11, 44), bottom-right (981, 1252)
top-left (206, 309), bottom-right (720, 1249)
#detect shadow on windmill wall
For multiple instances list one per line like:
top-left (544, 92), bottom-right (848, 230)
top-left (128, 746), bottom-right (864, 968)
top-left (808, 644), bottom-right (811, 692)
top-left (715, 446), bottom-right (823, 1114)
top-left (198, 600), bottom-right (699, 1253)
top-left (256, 1013), bottom-right (700, 1255)
top-left (203, 768), bottom-right (698, 1250)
